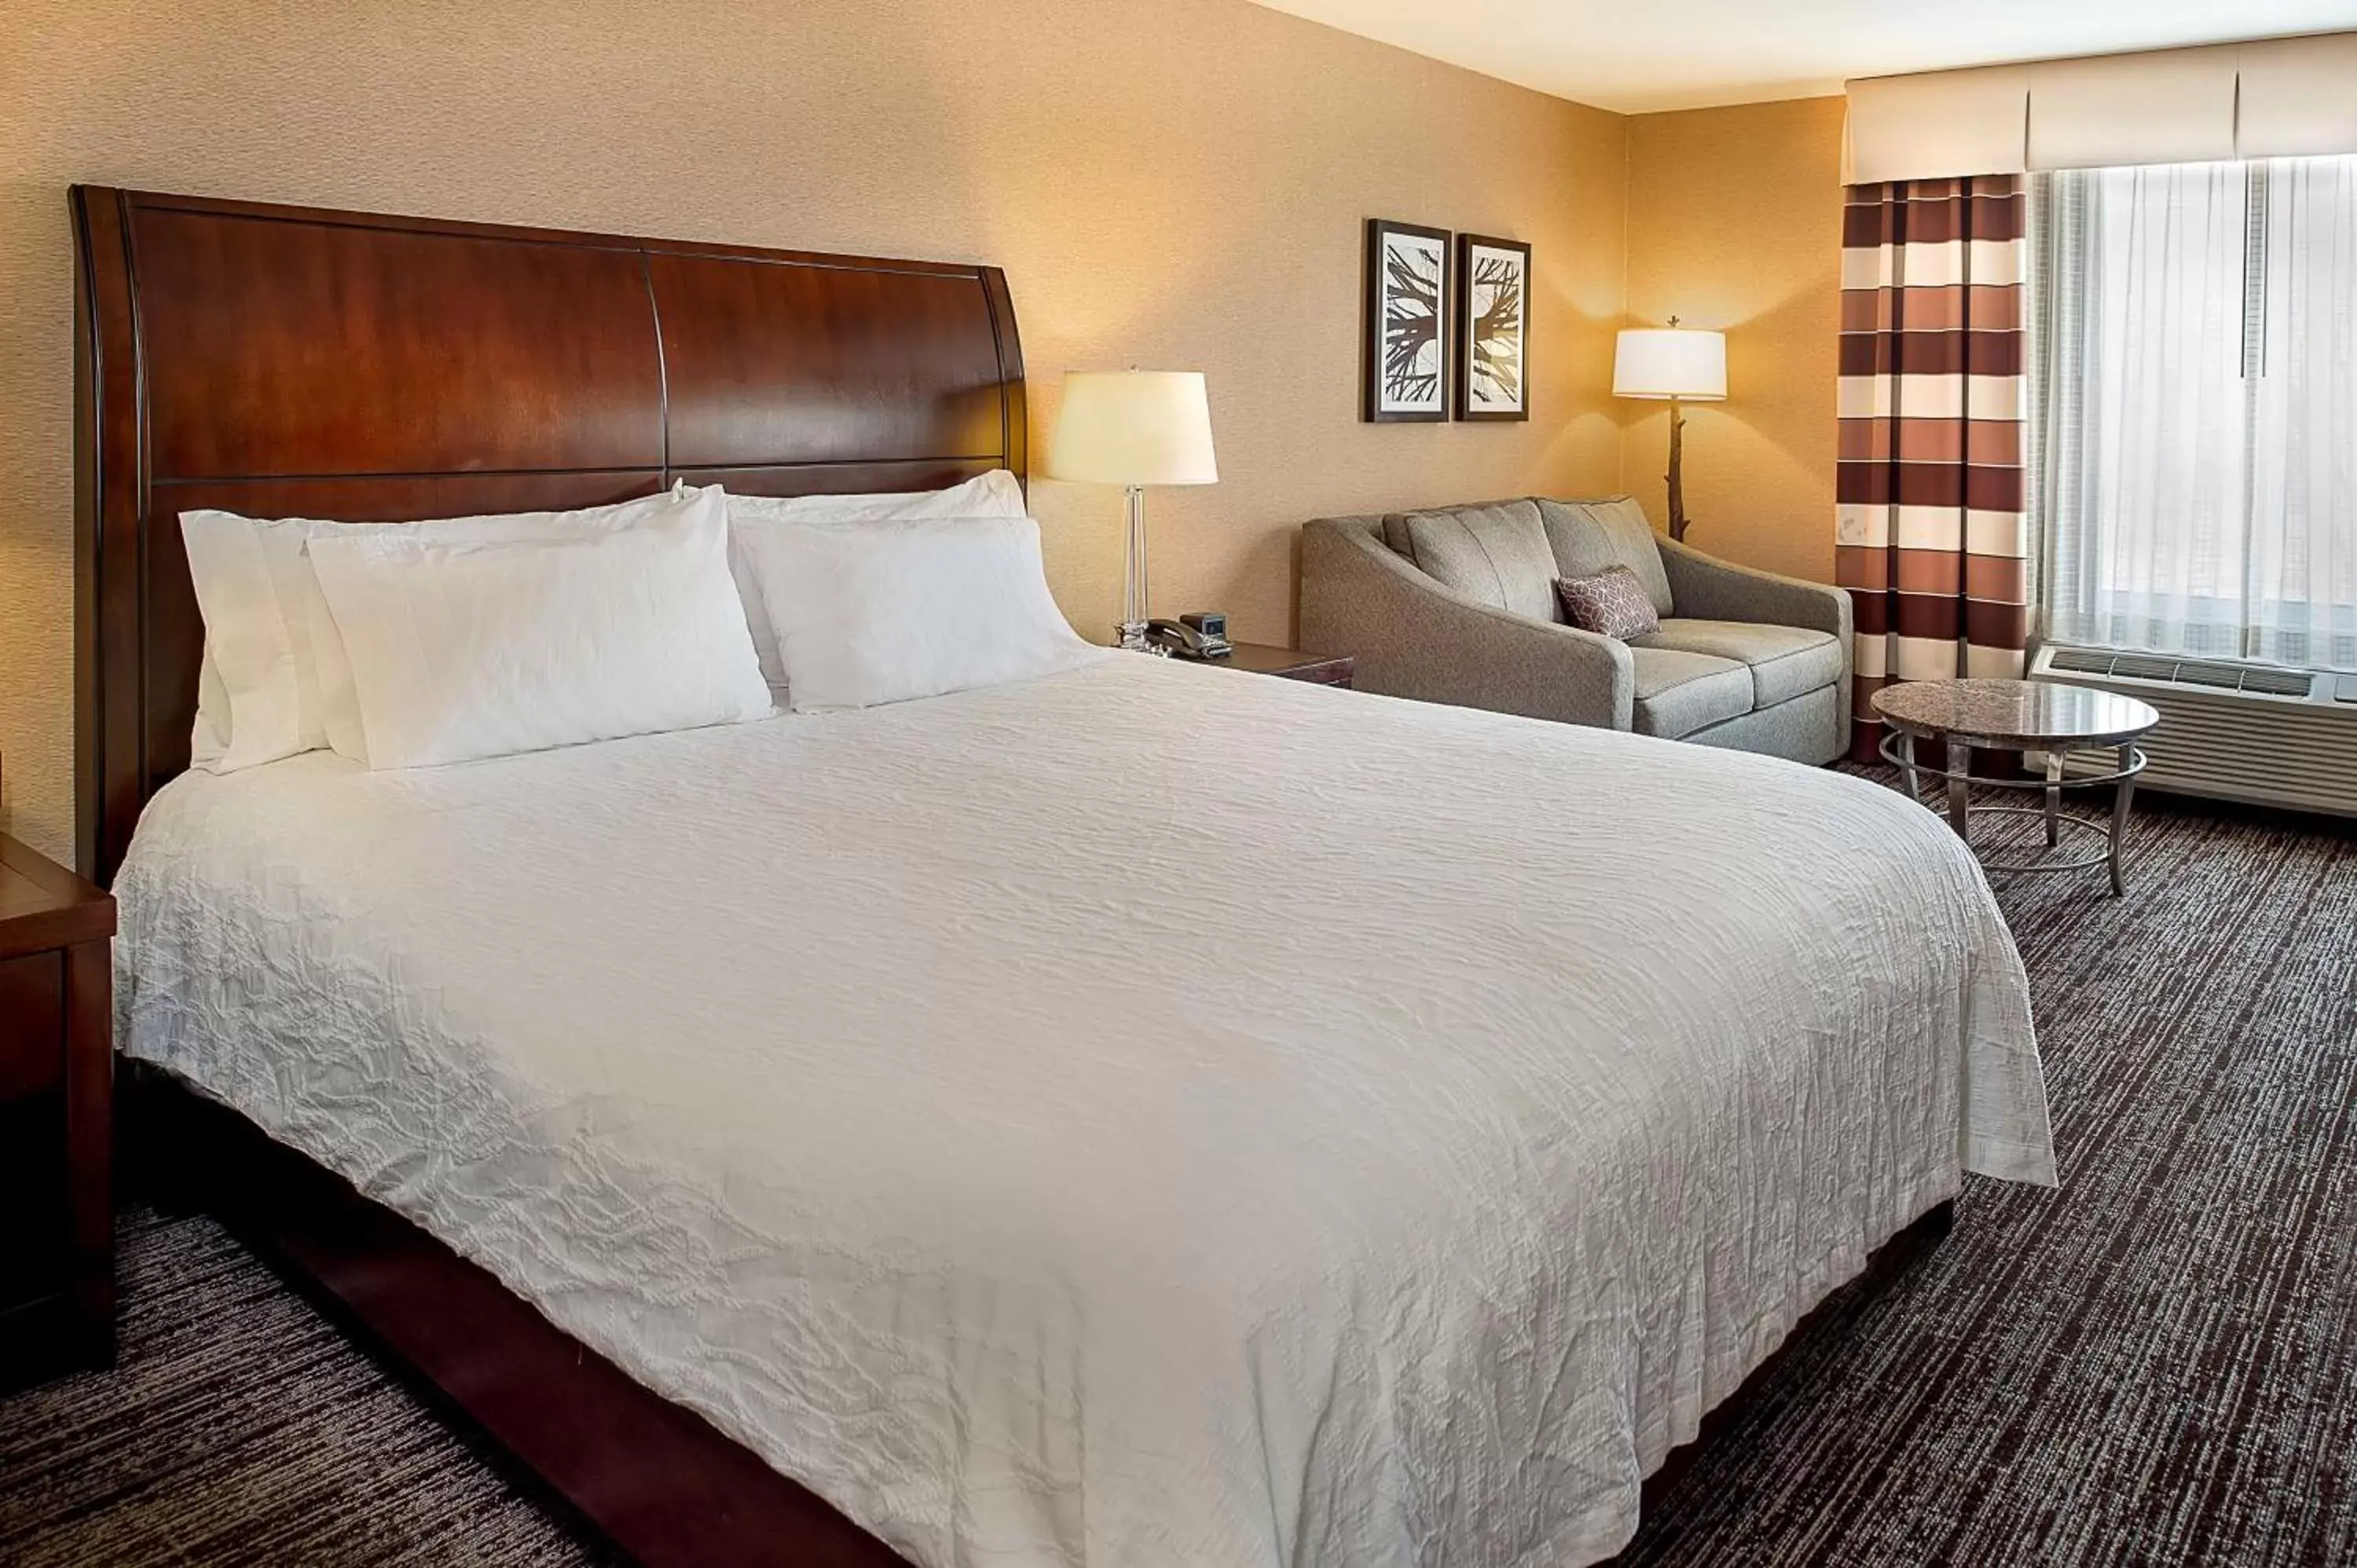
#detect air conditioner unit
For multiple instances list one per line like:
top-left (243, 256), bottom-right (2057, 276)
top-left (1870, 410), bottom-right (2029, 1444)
top-left (2028, 643), bottom-right (2357, 817)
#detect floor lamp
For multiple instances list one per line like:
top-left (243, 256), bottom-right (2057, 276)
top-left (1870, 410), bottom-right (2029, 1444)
top-left (1613, 321), bottom-right (1728, 543)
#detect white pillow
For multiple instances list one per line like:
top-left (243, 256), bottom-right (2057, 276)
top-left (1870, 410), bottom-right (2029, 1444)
top-left (299, 491), bottom-right (717, 763)
top-left (180, 508), bottom-right (323, 772)
top-left (742, 513), bottom-right (1108, 710)
top-left (190, 654), bottom-right (234, 768)
top-left (179, 485), bottom-right (725, 771)
top-left (722, 470), bottom-right (1028, 691)
top-left (306, 488), bottom-right (772, 770)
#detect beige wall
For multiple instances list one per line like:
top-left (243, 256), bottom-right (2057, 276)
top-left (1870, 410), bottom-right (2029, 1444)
top-left (0, 0), bottom-right (1630, 863)
top-left (1620, 96), bottom-right (1846, 586)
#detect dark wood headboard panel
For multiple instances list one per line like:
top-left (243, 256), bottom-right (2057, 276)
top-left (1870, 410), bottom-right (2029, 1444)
top-left (71, 186), bottom-right (1026, 882)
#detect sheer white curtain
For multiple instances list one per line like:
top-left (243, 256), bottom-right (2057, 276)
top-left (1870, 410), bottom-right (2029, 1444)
top-left (2250, 158), bottom-right (2357, 667)
top-left (2032, 156), bottom-right (2357, 669)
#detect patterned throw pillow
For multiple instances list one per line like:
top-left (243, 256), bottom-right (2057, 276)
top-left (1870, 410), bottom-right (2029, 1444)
top-left (1554, 566), bottom-right (1661, 639)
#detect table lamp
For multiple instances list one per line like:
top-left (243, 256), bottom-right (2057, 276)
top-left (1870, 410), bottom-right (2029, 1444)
top-left (1613, 319), bottom-right (1727, 543)
top-left (1047, 370), bottom-right (1219, 651)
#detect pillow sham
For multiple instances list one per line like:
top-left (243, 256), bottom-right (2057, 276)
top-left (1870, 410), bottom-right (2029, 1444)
top-left (190, 654), bottom-right (234, 768)
top-left (306, 492), bottom-right (772, 770)
top-left (722, 469), bottom-right (1028, 690)
top-left (181, 485), bottom-right (727, 771)
top-left (740, 512), bottom-right (1105, 710)
top-left (181, 507), bottom-right (328, 772)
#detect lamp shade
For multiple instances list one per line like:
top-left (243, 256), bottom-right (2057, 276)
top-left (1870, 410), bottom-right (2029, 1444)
top-left (1046, 371), bottom-right (1218, 486)
top-left (1612, 329), bottom-right (1727, 401)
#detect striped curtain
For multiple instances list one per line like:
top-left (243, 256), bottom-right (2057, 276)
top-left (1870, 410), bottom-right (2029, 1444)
top-left (1835, 176), bottom-right (2029, 764)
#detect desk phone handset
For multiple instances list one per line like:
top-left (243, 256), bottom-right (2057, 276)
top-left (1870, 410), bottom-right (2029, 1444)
top-left (1146, 613), bottom-right (1233, 660)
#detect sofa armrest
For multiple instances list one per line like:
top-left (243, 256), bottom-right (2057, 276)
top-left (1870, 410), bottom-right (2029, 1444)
top-left (1300, 518), bottom-right (1633, 730)
top-left (1657, 538), bottom-right (1853, 643)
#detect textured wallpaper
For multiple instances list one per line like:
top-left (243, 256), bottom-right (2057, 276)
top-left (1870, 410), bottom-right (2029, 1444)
top-left (0, 0), bottom-right (1631, 862)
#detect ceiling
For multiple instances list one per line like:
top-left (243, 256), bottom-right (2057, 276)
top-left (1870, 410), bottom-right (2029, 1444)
top-left (1247, 0), bottom-right (2357, 113)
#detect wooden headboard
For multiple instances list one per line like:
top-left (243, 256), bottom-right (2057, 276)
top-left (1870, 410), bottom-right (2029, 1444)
top-left (70, 186), bottom-right (1027, 882)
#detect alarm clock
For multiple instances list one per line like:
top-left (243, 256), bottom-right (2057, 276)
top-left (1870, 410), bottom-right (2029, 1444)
top-left (1180, 611), bottom-right (1227, 643)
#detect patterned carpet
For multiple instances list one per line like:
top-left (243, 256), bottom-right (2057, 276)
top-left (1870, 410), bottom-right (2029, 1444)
top-left (1617, 779), bottom-right (2357, 1566)
top-left (1, 780), bottom-right (2352, 1567)
top-left (0, 1209), bottom-right (614, 1567)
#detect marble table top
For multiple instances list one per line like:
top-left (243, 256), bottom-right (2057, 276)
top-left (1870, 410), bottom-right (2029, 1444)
top-left (1871, 677), bottom-right (2161, 749)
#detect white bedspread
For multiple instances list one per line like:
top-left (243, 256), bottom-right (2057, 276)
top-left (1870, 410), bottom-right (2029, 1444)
top-left (115, 656), bottom-right (2055, 1568)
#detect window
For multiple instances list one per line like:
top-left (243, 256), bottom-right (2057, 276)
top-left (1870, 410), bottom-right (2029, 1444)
top-left (2031, 156), bottom-right (2357, 670)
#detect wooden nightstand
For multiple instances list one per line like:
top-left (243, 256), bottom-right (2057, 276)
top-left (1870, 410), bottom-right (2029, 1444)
top-left (0, 833), bottom-right (115, 1394)
top-left (1213, 642), bottom-right (1355, 688)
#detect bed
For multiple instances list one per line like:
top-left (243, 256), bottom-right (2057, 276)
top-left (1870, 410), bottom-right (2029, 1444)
top-left (75, 187), bottom-right (2055, 1568)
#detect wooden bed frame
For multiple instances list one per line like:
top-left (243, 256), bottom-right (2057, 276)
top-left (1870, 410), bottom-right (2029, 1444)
top-left (74, 185), bottom-right (1953, 1568)
top-left (73, 186), bottom-right (1026, 887)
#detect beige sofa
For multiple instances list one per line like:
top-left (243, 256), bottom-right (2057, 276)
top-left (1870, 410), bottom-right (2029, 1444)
top-left (1299, 496), bottom-right (1851, 765)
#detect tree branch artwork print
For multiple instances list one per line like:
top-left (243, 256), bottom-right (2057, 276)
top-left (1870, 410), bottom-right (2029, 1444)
top-left (1364, 219), bottom-right (1450, 422)
top-left (1454, 234), bottom-right (1530, 421)
top-left (1469, 256), bottom-right (1522, 401)
top-left (1382, 242), bottom-right (1442, 405)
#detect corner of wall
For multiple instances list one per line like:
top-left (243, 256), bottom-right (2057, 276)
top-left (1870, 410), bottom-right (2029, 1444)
top-left (1615, 114), bottom-right (1637, 496)
top-left (1607, 96), bottom-right (1848, 581)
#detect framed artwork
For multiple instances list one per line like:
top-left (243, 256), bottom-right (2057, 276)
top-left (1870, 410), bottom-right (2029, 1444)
top-left (1362, 218), bottom-right (1450, 422)
top-left (1453, 233), bottom-right (1530, 421)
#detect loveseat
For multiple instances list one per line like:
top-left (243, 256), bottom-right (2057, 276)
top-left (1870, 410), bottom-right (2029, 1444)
top-left (1299, 496), bottom-right (1851, 765)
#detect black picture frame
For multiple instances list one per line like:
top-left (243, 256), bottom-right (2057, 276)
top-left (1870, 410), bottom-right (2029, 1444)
top-left (1362, 218), bottom-right (1451, 423)
top-left (1453, 233), bottom-right (1531, 422)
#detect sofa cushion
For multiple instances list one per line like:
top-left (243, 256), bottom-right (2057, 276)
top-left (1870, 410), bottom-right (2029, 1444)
top-left (1392, 500), bottom-right (1559, 624)
top-left (1629, 647), bottom-right (1753, 738)
top-left (1632, 617), bottom-right (1845, 710)
top-left (1536, 496), bottom-right (1673, 617)
top-left (1380, 496), bottom-right (1527, 560)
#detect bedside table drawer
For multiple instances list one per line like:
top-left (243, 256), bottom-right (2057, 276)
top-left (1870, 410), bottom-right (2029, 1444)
top-left (0, 951), bottom-right (68, 1313)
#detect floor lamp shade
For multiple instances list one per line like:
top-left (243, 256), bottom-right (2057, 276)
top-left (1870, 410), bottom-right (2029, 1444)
top-left (1046, 371), bottom-right (1219, 651)
top-left (1046, 372), bottom-right (1219, 486)
top-left (1612, 328), bottom-right (1727, 401)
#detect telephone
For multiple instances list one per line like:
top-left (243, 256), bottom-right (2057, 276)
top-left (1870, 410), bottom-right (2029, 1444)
top-left (1147, 613), bottom-right (1233, 660)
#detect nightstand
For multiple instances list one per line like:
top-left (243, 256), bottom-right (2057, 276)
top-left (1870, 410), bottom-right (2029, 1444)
top-left (1215, 642), bottom-right (1354, 688)
top-left (0, 833), bottom-right (115, 1394)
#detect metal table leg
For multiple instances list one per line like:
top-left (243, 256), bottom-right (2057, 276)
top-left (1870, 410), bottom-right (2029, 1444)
top-left (2109, 742), bottom-right (2137, 897)
top-left (1945, 741), bottom-right (1973, 840)
top-left (1898, 731), bottom-right (1920, 802)
top-left (2044, 751), bottom-right (2063, 846)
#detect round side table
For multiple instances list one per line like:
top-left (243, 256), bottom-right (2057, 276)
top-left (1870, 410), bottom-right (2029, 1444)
top-left (1871, 678), bottom-right (2161, 896)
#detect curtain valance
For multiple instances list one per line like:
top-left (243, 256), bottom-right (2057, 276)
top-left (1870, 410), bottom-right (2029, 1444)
top-left (1845, 31), bottom-right (2357, 183)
